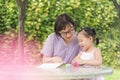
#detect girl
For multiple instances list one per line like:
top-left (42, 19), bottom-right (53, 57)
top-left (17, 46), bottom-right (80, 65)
top-left (72, 27), bottom-right (103, 80)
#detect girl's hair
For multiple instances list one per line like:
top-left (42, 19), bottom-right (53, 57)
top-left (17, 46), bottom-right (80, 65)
top-left (54, 13), bottom-right (77, 35)
top-left (78, 27), bottom-right (99, 45)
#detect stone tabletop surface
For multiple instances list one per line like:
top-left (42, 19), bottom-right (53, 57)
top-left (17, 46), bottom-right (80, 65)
top-left (0, 64), bottom-right (114, 80)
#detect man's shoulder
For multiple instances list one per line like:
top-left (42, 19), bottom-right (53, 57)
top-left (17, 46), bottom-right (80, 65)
top-left (47, 33), bottom-right (60, 41)
top-left (49, 33), bottom-right (56, 36)
top-left (48, 33), bottom-right (58, 38)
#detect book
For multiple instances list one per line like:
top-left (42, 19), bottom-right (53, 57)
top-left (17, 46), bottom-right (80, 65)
top-left (37, 63), bottom-right (66, 69)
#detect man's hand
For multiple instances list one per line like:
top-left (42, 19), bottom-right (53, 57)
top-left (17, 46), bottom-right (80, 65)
top-left (43, 56), bottom-right (63, 63)
top-left (51, 56), bottom-right (63, 63)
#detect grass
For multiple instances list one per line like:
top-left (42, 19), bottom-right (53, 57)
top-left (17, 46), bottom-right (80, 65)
top-left (105, 69), bottom-right (120, 80)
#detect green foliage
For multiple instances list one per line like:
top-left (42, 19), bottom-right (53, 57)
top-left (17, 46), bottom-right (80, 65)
top-left (0, 0), bottom-right (18, 33)
top-left (105, 69), bottom-right (120, 80)
top-left (0, 0), bottom-right (120, 68)
top-left (98, 24), bottom-right (120, 69)
top-left (25, 0), bottom-right (81, 41)
top-left (0, 1), bottom-right (8, 33)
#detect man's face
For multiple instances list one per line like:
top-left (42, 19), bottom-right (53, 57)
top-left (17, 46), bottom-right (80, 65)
top-left (59, 24), bottom-right (75, 43)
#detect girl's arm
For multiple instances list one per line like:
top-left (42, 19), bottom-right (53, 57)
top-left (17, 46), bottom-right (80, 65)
top-left (79, 48), bottom-right (102, 66)
top-left (71, 53), bottom-right (81, 63)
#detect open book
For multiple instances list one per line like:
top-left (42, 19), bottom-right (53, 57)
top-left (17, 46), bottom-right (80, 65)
top-left (37, 63), bottom-right (66, 69)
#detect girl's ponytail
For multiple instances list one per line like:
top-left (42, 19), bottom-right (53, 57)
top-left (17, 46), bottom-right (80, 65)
top-left (96, 37), bottom-right (99, 45)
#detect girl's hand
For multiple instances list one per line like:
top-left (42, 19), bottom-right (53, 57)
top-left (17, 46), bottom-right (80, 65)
top-left (72, 59), bottom-right (85, 67)
top-left (72, 61), bottom-right (79, 67)
top-left (79, 60), bottom-right (85, 65)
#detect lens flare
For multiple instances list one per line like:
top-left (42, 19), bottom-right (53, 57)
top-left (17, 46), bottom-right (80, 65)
top-left (0, 34), bottom-right (45, 80)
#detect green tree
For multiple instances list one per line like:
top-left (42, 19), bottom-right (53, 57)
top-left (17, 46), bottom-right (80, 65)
top-left (16, 0), bottom-right (28, 64)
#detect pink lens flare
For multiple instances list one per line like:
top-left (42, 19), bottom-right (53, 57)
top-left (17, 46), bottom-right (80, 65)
top-left (0, 34), bottom-right (42, 65)
top-left (0, 65), bottom-right (57, 80)
top-left (0, 34), bottom-right (44, 80)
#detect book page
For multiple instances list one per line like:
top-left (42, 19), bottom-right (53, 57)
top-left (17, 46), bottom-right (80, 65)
top-left (37, 63), bottom-right (65, 69)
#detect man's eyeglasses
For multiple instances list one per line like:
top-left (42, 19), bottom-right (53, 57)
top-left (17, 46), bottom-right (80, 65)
top-left (59, 28), bottom-right (75, 37)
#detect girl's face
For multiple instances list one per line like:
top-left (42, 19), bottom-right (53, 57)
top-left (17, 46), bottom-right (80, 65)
top-left (59, 24), bottom-right (75, 44)
top-left (77, 31), bottom-right (93, 51)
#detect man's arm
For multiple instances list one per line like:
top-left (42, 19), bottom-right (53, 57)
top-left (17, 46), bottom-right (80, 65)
top-left (43, 55), bottom-right (63, 63)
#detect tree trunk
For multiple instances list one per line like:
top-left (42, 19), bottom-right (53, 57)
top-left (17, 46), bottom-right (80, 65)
top-left (16, 0), bottom-right (28, 65)
top-left (112, 0), bottom-right (120, 19)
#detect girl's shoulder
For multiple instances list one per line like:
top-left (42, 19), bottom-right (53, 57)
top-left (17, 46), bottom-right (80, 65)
top-left (93, 48), bottom-right (101, 54)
